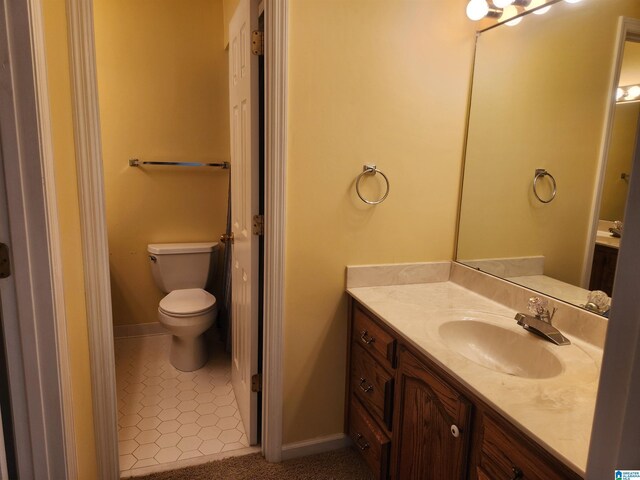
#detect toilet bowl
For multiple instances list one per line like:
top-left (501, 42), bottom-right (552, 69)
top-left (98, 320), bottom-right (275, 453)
top-left (158, 288), bottom-right (218, 371)
top-left (147, 242), bottom-right (219, 371)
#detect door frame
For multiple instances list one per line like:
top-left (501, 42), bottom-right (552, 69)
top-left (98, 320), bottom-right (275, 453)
top-left (65, 0), bottom-right (288, 477)
top-left (0, 0), bottom-right (77, 478)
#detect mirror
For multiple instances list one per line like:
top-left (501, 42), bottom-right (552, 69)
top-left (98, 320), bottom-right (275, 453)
top-left (456, 0), bottom-right (640, 314)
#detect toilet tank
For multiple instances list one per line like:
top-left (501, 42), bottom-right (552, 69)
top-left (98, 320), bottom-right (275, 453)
top-left (147, 242), bottom-right (219, 293)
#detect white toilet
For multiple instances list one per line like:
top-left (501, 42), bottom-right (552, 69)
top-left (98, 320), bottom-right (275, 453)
top-left (147, 242), bottom-right (219, 372)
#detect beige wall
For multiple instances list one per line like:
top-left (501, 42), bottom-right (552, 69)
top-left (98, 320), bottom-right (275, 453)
top-left (283, 0), bottom-right (475, 443)
top-left (94, 0), bottom-right (230, 327)
top-left (222, 0), bottom-right (240, 47)
top-left (600, 103), bottom-right (638, 220)
top-left (457, 0), bottom-right (640, 286)
top-left (41, 0), bottom-right (98, 478)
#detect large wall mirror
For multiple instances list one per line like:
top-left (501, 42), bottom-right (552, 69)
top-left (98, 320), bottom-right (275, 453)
top-left (456, 0), bottom-right (640, 315)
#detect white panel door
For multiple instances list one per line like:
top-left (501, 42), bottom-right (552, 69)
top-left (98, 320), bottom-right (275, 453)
top-left (229, 0), bottom-right (259, 446)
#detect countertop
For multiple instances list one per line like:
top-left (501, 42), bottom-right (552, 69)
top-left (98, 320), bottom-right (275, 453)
top-left (347, 281), bottom-right (602, 477)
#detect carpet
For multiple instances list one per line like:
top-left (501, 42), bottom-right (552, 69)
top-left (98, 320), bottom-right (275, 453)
top-left (125, 448), bottom-right (374, 480)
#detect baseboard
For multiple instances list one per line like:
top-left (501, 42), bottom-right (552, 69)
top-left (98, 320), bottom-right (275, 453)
top-left (281, 433), bottom-right (352, 461)
top-left (113, 322), bottom-right (166, 338)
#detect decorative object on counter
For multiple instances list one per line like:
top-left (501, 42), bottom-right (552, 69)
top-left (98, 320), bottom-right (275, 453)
top-left (584, 290), bottom-right (611, 315)
top-left (609, 220), bottom-right (624, 238)
top-left (532, 168), bottom-right (557, 204)
top-left (355, 165), bottom-right (390, 205)
top-left (129, 158), bottom-right (230, 169)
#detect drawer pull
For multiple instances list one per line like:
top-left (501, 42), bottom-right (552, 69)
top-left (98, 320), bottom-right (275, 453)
top-left (355, 433), bottom-right (370, 451)
top-left (360, 330), bottom-right (375, 345)
top-left (450, 424), bottom-right (460, 438)
top-left (511, 467), bottom-right (523, 480)
top-left (358, 377), bottom-right (373, 393)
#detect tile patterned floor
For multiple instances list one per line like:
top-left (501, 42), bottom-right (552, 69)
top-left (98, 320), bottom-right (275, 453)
top-left (115, 334), bottom-right (248, 472)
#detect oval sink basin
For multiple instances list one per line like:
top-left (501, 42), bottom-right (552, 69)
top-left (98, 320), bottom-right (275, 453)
top-left (439, 320), bottom-right (563, 379)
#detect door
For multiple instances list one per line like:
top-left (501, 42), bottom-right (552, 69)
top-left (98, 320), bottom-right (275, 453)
top-left (229, 0), bottom-right (260, 445)
top-left (392, 348), bottom-right (471, 479)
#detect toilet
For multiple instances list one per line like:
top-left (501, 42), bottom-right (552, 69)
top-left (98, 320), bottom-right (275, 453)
top-left (147, 242), bottom-right (219, 371)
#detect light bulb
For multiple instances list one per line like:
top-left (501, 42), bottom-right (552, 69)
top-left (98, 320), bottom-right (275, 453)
top-left (626, 86), bottom-right (640, 100)
top-left (494, 0), bottom-right (515, 7)
top-left (466, 0), bottom-right (490, 21)
top-left (565, 0), bottom-right (582, 3)
top-left (528, 0), bottom-right (552, 14)
top-left (501, 6), bottom-right (522, 26)
top-left (617, 88), bottom-right (625, 101)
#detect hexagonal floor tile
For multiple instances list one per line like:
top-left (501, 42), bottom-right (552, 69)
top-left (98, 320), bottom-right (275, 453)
top-left (177, 423), bottom-right (201, 437)
top-left (158, 408), bottom-right (180, 421)
top-left (177, 436), bottom-right (202, 452)
top-left (156, 446), bottom-right (182, 464)
top-left (198, 426), bottom-right (222, 441)
top-left (135, 429), bottom-right (160, 445)
top-left (137, 417), bottom-right (161, 431)
top-left (177, 411), bottom-right (199, 425)
top-left (199, 438), bottom-right (223, 455)
top-left (215, 406), bottom-right (236, 418)
top-left (196, 414), bottom-right (219, 427)
top-left (218, 429), bottom-right (242, 444)
top-left (118, 440), bottom-right (138, 456)
top-left (157, 420), bottom-right (181, 434)
top-left (156, 432), bottom-right (181, 448)
top-left (195, 403), bottom-right (217, 416)
top-left (216, 417), bottom-right (239, 430)
top-left (119, 454), bottom-right (136, 470)
top-left (118, 426), bottom-right (140, 441)
top-left (132, 443), bottom-right (160, 460)
top-left (118, 414), bottom-right (141, 428)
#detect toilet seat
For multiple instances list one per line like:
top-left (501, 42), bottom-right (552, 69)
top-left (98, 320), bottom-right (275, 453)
top-left (159, 288), bottom-right (216, 317)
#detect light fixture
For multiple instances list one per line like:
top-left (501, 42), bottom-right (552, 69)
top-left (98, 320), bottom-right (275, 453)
top-left (501, 6), bottom-right (522, 26)
top-left (564, 0), bottom-right (582, 3)
top-left (528, 0), bottom-right (552, 14)
top-left (493, 0), bottom-right (515, 7)
top-left (466, 0), bottom-right (503, 21)
top-left (617, 84), bottom-right (640, 104)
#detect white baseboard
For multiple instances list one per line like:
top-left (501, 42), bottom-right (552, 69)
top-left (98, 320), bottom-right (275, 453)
top-left (281, 433), bottom-right (352, 461)
top-left (113, 322), bottom-right (166, 338)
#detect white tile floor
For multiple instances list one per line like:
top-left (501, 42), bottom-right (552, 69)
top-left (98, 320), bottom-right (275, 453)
top-left (115, 333), bottom-right (248, 473)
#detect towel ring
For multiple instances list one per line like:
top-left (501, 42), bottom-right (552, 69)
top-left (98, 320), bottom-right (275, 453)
top-left (356, 165), bottom-right (390, 205)
top-left (533, 169), bottom-right (557, 204)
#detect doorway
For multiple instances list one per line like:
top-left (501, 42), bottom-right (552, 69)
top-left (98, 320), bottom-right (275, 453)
top-left (91, 0), bottom-right (265, 475)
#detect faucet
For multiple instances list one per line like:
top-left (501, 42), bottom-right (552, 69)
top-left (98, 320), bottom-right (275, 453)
top-left (514, 297), bottom-right (570, 346)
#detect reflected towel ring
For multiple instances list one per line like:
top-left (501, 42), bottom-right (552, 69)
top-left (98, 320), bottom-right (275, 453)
top-left (533, 169), bottom-right (557, 204)
top-left (356, 164), bottom-right (390, 205)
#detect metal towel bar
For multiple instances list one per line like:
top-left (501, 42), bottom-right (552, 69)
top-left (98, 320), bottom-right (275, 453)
top-left (533, 168), bottom-right (556, 204)
top-left (129, 159), bottom-right (230, 169)
top-left (355, 164), bottom-right (390, 205)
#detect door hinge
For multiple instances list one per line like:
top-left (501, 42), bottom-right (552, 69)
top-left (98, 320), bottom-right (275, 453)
top-left (253, 214), bottom-right (264, 236)
top-left (251, 373), bottom-right (262, 393)
top-left (251, 30), bottom-right (264, 56)
top-left (0, 244), bottom-right (11, 279)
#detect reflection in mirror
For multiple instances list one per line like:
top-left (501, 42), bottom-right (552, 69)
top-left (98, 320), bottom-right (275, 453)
top-left (456, 0), bottom-right (640, 315)
top-left (587, 40), bottom-right (640, 301)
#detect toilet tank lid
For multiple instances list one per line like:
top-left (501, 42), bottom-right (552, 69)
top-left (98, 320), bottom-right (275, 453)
top-left (147, 242), bottom-right (218, 255)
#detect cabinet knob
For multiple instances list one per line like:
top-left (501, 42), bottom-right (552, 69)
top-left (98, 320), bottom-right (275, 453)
top-left (511, 467), bottom-right (523, 480)
top-left (450, 424), bottom-right (460, 438)
top-left (360, 330), bottom-right (375, 345)
top-left (355, 433), bottom-right (370, 451)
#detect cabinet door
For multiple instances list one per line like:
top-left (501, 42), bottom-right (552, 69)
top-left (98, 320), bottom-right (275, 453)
top-left (392, 348), bottom-right (471, 480)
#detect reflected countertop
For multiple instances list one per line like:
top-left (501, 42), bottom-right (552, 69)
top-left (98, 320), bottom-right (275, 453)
top-left (347, 281), bottom-right (602, 477)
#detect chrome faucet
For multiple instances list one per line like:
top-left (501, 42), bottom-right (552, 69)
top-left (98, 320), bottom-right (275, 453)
top-left (514, 297), bottom-right (570, 346)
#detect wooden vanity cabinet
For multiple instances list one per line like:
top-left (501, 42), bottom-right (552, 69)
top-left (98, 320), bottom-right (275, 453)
top-left (346, 299), bottom-right (584, 480)
top-left (391, 346), bottom-right (471, 479)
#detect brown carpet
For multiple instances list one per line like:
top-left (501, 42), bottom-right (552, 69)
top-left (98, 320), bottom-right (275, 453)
top-left (125, 448), bottom-right (374, 480)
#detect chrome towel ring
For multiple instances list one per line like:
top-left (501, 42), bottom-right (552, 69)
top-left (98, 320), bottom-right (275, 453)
top-left (356, 164), bottom-right (390, 205)
top-left (533, 168), bottom-right (557, 204)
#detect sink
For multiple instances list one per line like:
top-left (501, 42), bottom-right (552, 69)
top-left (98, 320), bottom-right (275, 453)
top-left (439, 320), bottom-right (564, 379)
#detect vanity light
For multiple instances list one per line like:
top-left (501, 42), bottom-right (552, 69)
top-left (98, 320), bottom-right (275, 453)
top-left (466, 0), bottom-right (503, 21)
top-left (495, 0), bottom-right (532, 6)
top-left (617, 84), bottom-right (640, 104)
top-left (564, 0), bottom-right (582, 3)
top-left (502, 6), bottom-right (523, 26)
top-left (528, 0), bottom-right (552, 14)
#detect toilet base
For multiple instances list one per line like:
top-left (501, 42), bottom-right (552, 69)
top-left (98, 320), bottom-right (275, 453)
top-left (170, 334), bottom-right (208, 371)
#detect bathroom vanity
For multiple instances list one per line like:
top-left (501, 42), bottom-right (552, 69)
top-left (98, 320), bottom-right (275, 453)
top-left (343, 264), bottom-right (602, 480)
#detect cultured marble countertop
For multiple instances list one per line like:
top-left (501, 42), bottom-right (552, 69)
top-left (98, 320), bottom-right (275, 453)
top-left (347, 281), bottom-right (602, 477)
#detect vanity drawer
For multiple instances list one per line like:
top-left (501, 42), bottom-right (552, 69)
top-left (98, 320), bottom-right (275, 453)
top-left (353, 306), bottom-right (396, 370)
top-left (479, 415), bottom-right (580, 480)
top-left (351, 342), bottom-right (394, 431)
top-left (349, 397), bottom-right (391, 480)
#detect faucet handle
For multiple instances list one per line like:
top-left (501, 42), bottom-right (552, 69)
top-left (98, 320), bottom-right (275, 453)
top-left (527, 296), bottom-right (548, 316)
